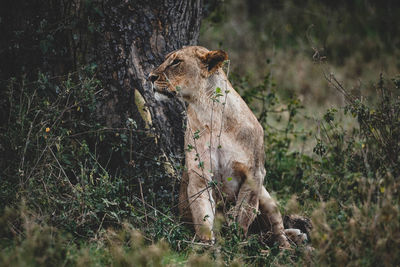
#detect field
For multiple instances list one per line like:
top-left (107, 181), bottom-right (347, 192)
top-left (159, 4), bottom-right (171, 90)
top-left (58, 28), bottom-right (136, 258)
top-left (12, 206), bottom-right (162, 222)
top-left (1, 0), bottom-right (400, 266)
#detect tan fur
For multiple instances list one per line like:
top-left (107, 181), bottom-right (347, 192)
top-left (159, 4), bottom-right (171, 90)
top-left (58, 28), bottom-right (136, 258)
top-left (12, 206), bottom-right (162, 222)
top-left (149, 46), bottom-right (297, 247)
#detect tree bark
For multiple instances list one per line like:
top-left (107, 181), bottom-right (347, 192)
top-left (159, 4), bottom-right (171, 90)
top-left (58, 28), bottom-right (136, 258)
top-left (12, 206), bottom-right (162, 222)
top-left (98, 0), bottom-right (203, 164)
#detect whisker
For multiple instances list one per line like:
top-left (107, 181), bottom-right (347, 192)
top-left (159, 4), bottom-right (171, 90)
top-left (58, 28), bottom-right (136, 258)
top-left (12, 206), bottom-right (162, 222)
top-left (163, 73), bottom-right (170, 83)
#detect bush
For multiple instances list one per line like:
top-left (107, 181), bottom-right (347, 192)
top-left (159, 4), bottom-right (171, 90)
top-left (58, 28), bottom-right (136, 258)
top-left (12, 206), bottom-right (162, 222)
top-left (232, 71), bottom-right (400, 266)
top-left (307, 75), bottom-right (400, 266)
top-left (0, 67), bottom-right (192, 265)
top-left (0, 67), bottom-right (184, 241)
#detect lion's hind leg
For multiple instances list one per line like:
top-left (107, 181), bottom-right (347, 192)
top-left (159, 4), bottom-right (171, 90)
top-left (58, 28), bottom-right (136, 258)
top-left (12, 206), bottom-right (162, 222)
top-left (232, 162), bottom-right (260, 236)
top-left (234, 182), bottom-right (260, 236)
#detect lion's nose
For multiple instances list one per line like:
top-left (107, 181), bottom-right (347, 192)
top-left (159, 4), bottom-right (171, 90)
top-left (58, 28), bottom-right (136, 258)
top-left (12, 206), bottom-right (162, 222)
top-left (148, 73), bottom-right (159, 83)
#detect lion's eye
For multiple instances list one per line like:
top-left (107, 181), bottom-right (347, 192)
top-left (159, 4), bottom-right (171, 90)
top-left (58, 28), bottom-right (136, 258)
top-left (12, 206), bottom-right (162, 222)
top-left (170, 58), bottom-right (182, 67)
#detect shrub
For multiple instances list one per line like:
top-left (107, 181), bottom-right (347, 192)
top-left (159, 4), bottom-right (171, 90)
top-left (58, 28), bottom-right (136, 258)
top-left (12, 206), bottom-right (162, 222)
top-left (0, 67), bottom-right (183, 240)
top-left (309, 74), bottom-right (400, 266)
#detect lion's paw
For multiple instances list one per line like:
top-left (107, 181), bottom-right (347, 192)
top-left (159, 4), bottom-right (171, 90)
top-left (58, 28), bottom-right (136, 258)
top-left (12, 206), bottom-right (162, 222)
top-left (284, 228), bottom-right (307, 245)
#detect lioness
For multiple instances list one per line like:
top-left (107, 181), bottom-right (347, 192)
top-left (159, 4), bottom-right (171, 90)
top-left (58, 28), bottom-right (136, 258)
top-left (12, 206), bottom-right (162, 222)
top-left (149, 46), bottom-right (304, 247)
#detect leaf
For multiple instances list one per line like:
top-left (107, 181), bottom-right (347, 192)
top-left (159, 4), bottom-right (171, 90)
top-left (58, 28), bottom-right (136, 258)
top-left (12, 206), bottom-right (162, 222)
top-left (227, 177), bottom-right (233, 181)
top-left (120, 134), bottom-right (128, 143)
top-left (198, 161), bottom-right (204, 169)
top-left (193, 130), bottom-right (200, 139)
top-left (102, 198), bottom-right (117, 207)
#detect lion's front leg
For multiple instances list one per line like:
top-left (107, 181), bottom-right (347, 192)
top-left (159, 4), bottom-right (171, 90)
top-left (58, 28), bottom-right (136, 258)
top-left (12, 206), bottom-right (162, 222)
top-left (187, 171), bottom-right (216, 242)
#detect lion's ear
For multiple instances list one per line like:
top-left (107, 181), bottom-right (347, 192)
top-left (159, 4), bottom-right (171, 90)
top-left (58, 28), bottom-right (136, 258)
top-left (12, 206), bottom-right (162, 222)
top-left (201, 50), bottom-right (228, 74)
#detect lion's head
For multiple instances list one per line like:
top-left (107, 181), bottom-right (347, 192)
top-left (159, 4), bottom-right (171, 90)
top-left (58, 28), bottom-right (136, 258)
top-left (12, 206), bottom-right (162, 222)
top-left (149, 46), bottom-right (228, 101)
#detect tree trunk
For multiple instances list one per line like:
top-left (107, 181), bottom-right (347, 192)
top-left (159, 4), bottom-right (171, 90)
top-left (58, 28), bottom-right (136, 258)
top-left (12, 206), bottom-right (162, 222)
top-left (98, 0), bottom-right (203, 166)
top-left (0, 0), bottom-right (203, 180)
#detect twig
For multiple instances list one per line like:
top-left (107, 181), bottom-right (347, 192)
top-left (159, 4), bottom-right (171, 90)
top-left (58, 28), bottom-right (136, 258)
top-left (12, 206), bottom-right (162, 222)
top-left (19, 110), bottom-right (41, 183)
top-left (131, 194), bottom-right (174, 223)
top-left (95, 213), bottom-right (107, 239)
top-left (138, 178), bottom-right (148, 226)
top-left (48, 147), bottom-right (75, 191)
top-left (180, 239), bottom-right (214, 247)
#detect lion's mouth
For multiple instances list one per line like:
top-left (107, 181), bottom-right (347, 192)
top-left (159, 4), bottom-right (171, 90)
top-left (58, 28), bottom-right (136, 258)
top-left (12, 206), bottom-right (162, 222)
top-left (152, 83), bottom-right (177, 100)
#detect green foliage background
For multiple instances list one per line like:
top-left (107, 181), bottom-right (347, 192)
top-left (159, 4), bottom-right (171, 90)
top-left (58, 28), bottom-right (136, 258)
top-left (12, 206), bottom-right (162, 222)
top-left (1, 0), bottom-right (400, 266)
